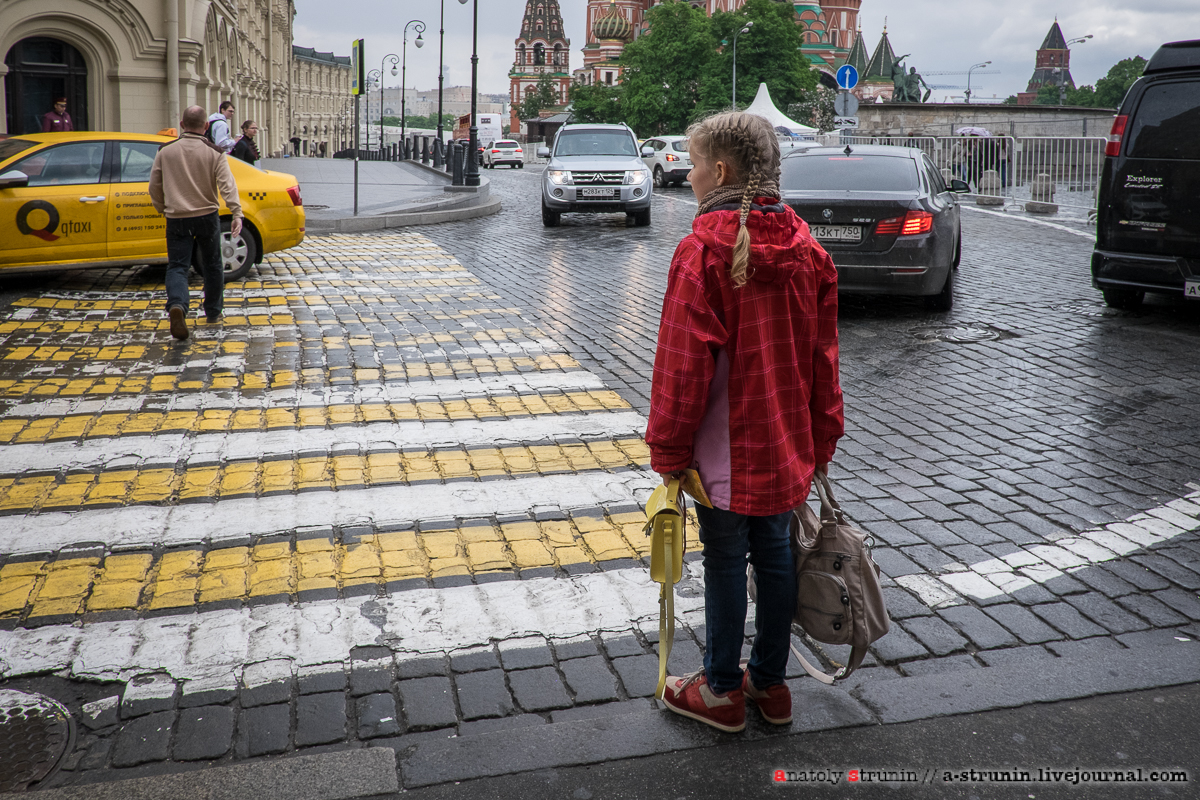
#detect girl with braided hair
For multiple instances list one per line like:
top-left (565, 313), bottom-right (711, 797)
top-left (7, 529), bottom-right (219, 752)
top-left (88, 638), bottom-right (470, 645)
top-left (646, 111), bottom-right (844, 733)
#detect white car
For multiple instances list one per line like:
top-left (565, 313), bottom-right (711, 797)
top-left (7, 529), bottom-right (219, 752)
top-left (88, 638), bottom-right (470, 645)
top-left (640, 135), bottom-right (691, 188)
top-left (484, 140), bottom-right (524, 169)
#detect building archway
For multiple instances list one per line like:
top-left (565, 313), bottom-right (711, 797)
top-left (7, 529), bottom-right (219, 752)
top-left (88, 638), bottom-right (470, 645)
top-left (4, 36), bottom-right (89, 134)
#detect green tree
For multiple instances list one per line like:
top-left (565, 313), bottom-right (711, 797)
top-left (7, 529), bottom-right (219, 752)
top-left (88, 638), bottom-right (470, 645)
top-left (569, 81), bottom-right (625, 124)
top-left (786, 86), bottom-right (835, 133)
top-left (519, 75), bottom-right (559, 122)
top-left (1092, 56), bottom-right (1147, 108)
top-left (618, 0), bottom-right (717, 135)
top-left (701, 0), bottom-right (817, 113)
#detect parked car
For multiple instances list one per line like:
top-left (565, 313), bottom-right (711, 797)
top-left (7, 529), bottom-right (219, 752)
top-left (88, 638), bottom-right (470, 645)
top-left (640, 135), bottom-right (691, 188)
top-left (484, 140), bottom-right (524, 168)
top-left (0, 131), bottom-right (304, 280)
top-left (537, 123), bottom-right (653, 227)
top-left (780, 144), bottom-right (968, 310)
top-left (1092, 39), bottom-right (1200, 310)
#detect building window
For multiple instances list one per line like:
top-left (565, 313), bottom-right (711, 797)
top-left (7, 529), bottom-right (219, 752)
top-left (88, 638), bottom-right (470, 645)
top-left (605, 71), bottom-right (612, 85)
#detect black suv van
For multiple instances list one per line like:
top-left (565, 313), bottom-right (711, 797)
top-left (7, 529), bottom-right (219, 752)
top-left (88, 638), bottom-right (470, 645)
top-left (1093, 39), bottom-right (1200, 309)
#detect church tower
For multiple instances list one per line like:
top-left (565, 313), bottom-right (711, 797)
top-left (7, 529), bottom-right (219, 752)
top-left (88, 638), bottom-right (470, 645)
top-left (509, 0), bottom-right (571, 134)
top-left (1017, 20), bottom-right (1074, 105)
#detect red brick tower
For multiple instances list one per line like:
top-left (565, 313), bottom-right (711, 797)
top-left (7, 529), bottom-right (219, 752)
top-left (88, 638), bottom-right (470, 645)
top-left (509, 0), bottom-right (572, 134)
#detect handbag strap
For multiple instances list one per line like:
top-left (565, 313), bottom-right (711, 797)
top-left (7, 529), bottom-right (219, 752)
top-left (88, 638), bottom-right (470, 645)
top-left (812, 471), bottom-right (846, 528)
top-left (789, 642), bottom-right (867, 684)
top-left (656, 548), bottom-right (674, 699)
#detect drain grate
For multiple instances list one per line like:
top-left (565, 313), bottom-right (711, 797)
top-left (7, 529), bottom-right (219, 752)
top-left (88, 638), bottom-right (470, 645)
top-left (910, 323), bottom-right (1011, 343)
top-left (0, 690), bottom-right (76, 792)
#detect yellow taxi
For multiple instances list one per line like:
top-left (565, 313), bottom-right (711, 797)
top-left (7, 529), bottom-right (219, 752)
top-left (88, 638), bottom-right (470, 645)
top-left (0, 131), bottom-right (305, 280)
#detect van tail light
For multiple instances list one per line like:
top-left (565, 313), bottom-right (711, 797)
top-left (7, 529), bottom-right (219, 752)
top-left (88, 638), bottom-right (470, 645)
top-left (286, 185), bottom-right (302, 206)
top-left (875, 209), bottom-right (933, 236)
top-left (1105, 115), bottom-right (1128, 157)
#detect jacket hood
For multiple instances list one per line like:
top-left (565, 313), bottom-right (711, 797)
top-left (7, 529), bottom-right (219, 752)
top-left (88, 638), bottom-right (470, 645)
top-left (692, 202), bottom-right (812, 285)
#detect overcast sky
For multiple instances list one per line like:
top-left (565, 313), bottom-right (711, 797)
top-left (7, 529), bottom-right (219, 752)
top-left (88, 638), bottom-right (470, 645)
top-left (292, 0), bottom-right (1198, 102)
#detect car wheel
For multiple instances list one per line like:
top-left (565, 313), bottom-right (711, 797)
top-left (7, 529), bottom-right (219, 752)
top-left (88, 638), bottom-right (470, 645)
top-left (1102, 288), bottom-right (1144, 310)
top-left (653, 166), bottom-right (666, 189)
top-left (541, 202), bottom-right (560, 228)
top-left (517, 162), bottom-right (524, 169)
top-left (924, 267), bottom-right (953, 311)
top-left (628, 207), bottom-right (651, 227)
top-left (220, 218), bottom-right (257, 281)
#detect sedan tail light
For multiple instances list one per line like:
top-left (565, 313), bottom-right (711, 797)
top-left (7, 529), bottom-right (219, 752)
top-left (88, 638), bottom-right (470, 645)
top-left (875, 210), bottom-right (933, 236)
top-left (286, 185), bottom-right (302, 206)
top-left (1105, 115), bottom-right (1128, 157)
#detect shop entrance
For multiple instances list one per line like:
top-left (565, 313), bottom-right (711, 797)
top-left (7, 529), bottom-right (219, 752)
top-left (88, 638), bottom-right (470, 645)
top-left (4, 37), bottom-right (89, 134)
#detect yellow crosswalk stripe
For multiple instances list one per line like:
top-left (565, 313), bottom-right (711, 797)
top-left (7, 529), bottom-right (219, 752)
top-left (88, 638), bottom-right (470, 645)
top-left (0, 507), bottom-right (704, 621)
top-left (0, 390), bottom-right (630, 444)
top-left (0, 437), bottom-right (651, 513)
top-left (0, 312), bottom-right (532, 335)
top-left (0, 354), bottom-right (583, 398)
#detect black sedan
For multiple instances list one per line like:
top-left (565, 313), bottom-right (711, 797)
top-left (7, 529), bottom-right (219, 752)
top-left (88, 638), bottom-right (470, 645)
top-left (781, 145), bottom-right (968, 310)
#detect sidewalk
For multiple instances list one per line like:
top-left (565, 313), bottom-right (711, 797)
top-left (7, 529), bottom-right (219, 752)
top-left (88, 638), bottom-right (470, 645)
top-left (261, 158), bottom-right (500, 231)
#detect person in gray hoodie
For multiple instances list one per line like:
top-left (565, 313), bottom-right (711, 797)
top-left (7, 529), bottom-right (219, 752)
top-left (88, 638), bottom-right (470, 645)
top-left (206, 101), bottom-right (236, 154)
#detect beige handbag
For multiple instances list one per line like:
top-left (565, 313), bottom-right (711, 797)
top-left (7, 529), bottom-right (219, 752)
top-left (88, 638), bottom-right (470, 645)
top-left (750, 472), bottom-right (890, 684)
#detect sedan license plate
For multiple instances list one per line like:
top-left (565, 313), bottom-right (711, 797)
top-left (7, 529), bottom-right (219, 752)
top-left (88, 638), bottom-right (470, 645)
top-left (1186, 279), bottom-right (1200, 300)
top-left (811, 225), bottom-right (862, 242)
top-left (581, 187), bottom-right (617, 198)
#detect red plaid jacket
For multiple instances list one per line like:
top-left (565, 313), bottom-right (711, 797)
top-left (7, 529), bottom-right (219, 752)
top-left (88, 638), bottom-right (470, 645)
top-left (646, 200), bottom-right (843, 516)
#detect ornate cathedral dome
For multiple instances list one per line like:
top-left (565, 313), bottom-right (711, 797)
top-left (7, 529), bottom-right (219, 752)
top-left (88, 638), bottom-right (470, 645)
top-left (593, 2), bottom-right (633, 42)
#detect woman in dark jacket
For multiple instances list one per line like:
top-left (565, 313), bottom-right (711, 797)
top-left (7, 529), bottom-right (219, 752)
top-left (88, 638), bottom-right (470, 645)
top-left (231, 121), bottom-right (260, 165)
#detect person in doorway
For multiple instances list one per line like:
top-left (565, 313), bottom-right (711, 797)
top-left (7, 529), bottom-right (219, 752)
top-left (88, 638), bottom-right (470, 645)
top-left (231, 120), bottom-right (260, 166)
top-left (206, 101), bottom-right (237, 153)
top-left (41, 98), bottom-right (74, 132)
top-left (646, 111), bottom-right (844, 733)
top-left (290, 136), bottom-right (301, 156)
top-left (149, 105), bottom-right (243, 341)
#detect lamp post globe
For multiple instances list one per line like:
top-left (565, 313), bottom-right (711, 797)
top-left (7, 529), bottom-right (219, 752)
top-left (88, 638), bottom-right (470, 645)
top-left (401, 20), bottom-right (426, 157)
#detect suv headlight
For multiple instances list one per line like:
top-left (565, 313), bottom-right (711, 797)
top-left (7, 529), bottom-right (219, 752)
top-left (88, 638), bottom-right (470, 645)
top-left (547, 170), bottom-right (573, 185)
top-left (623, 169), bottom-right (649, 185)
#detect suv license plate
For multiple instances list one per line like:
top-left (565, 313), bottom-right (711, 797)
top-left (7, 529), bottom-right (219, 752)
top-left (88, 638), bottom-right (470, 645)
top-left (1186, 279), bottom-right (1200, 300)
top-left (581, 187), bottom-right (617, 198)
top-left (811, 225), bottom-right (862, 241)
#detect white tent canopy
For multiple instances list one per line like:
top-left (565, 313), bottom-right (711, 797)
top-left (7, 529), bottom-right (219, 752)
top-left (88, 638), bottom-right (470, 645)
top-left (743, 83), bottom-right (817, 135)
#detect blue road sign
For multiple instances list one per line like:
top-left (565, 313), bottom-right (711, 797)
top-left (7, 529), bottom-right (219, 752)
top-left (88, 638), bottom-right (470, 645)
top-left (836, 64), bottom-right (859, 91)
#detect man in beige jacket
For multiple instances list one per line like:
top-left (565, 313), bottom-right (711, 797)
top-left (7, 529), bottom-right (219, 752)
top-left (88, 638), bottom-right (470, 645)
top-left (149, 105), bottom-right (244, 340)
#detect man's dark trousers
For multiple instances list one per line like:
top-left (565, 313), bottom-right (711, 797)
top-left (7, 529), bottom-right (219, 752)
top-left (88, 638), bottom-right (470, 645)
top-left (165, 212), bottom-right (223, 320)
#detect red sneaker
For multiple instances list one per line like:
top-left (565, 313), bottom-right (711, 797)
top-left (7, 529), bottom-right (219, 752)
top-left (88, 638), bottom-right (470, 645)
top-left (742, 672), bottom-right (792, 724)
top-left (661, 672), bottom-right (745, 733)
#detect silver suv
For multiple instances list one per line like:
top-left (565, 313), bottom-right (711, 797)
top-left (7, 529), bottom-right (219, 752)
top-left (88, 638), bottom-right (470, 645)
top-left (537, 123), bottom-right (653, 227)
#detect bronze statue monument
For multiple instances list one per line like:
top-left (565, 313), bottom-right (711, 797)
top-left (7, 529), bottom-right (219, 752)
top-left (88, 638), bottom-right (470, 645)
top-left (889, 54), bottom-right (931, 103)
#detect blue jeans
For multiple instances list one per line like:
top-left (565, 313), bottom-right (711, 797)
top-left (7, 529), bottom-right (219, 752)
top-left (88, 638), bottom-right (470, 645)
top-left (165, 212), bottom-right (223, 317)
top-left (696, 504), bottom-right (797, 694)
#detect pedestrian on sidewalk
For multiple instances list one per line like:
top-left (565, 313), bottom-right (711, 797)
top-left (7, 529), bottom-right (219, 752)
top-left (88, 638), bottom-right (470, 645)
top-left (149, 105), bottom-right (243, 341)
top-left (645, 110), bottom-right (844, 734)
top-left (40, 97), bottom-right (74, 132)
top-left (231, 120), bottom-right (261, 166)
top-left (207, 101), bottom-right (237, 154)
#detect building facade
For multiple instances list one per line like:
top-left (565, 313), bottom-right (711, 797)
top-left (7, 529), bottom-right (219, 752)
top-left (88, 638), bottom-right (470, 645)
top-left (291, 46), bottom-right (351, 156)
top-left (1, 0), bottom-right (297, 155)
top-left (1017, 21), bottom-right (1075, 105)
top-left (572, 0), bottom-right (863, 88)
top-left (509, 0), bottom-right (571, 133)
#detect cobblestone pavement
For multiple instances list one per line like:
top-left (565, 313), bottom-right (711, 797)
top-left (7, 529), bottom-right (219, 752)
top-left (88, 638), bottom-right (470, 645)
top-left (0, 168), bottom-right (1199, 791)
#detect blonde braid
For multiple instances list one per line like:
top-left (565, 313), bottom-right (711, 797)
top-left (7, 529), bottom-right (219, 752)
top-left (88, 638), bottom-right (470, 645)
top-left (686, 110), bottom-right (782, 288)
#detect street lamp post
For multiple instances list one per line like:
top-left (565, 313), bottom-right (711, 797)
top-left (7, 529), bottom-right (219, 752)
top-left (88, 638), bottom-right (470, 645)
top-left (377, 54), bottom-right (399, 151)
top-left (458, 0), bottom-right (479, 186)
top-left (402, 20), bottom-right (426, 155)
top-left (964, 61), bottom-right (991, 104)
top-left (435, 0), bottom-right (448, 167)
top-left (1059, 35), bottom-right (1093, 105)
top-left (366, 71), bottom-right (381, 149)
top-left (730, 22), bottom-right (753, 110)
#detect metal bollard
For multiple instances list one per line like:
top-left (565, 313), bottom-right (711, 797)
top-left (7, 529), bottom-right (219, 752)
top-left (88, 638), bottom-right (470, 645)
top-left (421, 136), bottom-right (430, 164)
top-left (404, 139), bottom-right (411, 161)
top-left (432, 137), bottom-right (443, 169)
top-left (451, 142), bottom-right (464, 186)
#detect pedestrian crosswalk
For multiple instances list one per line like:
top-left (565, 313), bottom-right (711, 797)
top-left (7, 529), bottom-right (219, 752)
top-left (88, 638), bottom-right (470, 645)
top-left (0, 232), bottom-right (671, 675)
